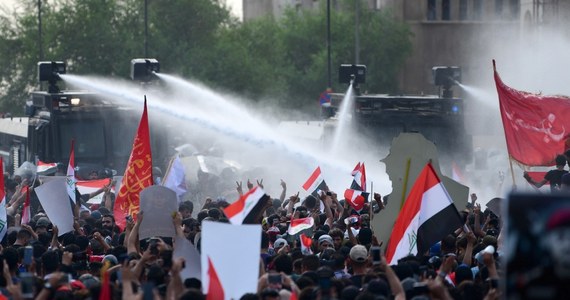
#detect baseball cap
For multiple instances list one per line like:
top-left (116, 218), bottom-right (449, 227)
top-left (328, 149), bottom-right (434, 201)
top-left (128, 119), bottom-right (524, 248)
top-left (274, 238), bottom-right (288, 249)
top-left (349, 245), bottom-right (368, 262)
top-left (318, 234), bottom-right (333, 247)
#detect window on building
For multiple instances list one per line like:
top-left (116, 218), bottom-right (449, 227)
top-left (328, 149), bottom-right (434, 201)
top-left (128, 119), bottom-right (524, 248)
top-left (442, 0), bottom-right (451, 20)
top-left (473, 0), bottom-right (483, 20)
top-left (427, 0), bottom-right (436, 20)
top-left (459, 0), bottom-right (468, 20)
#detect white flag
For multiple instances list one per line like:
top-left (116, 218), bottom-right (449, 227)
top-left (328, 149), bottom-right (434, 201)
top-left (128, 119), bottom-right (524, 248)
top-left (162, 155), bottom-right (188, 202)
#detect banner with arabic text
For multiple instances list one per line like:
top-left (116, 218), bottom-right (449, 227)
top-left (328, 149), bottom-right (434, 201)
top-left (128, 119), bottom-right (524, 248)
top-left (494, 61), bottom-right (570, 166)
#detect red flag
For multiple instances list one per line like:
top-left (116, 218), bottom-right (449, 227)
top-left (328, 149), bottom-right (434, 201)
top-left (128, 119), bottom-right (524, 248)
top-left (494, 60), bottom-right (570, 166)
top-left (300, 233), bottom-right (313, 255)
top-left (113, 99), bottom-right (153, 229)
top-left (385, 163), bottom-right (462, 265)
top-left (207, 256), bottom-right (224, 300)
top-left (302, 166), bottom-right (327, 197)
top-left (351, 162), bottom-right (366, 191)
top-left (344, 189), bottom-right (368, 212)
top-left (21, 186), bottom-right (31, 224)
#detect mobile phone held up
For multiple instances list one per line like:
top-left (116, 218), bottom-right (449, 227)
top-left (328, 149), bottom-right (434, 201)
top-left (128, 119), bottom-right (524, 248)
top-left (370, 246), bottom-right (381, 265)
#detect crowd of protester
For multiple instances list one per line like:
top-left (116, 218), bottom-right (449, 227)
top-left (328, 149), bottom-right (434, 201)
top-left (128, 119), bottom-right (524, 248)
top-left (0, 163), bottom-right (508, 300)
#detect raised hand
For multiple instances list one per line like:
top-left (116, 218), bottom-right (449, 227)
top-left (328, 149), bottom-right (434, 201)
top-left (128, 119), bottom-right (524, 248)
top-left (236, 181), bottom-right (243, 195)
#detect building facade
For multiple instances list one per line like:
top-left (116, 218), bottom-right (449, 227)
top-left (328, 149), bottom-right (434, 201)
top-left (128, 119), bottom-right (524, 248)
top-left (242, 0), bottom-right (569, 94)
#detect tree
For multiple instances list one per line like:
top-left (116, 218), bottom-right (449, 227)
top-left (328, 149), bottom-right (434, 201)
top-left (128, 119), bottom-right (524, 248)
top-left (0, 0), bottom-right (411, 117)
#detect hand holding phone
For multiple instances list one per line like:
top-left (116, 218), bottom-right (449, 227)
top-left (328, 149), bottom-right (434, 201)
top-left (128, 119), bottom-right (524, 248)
top-left (370, 246), bottom-right (382, 265)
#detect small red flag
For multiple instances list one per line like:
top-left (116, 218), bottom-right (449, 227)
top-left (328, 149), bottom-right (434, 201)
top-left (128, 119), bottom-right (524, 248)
top-left (207, 257), bottom-right (225, 300)
top-left (113, 99), bottom-right (153, 229)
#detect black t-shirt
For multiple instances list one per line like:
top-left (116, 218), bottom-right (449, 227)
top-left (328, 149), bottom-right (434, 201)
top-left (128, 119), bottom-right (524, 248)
top-left (545, 169), bottom-right (568, 191)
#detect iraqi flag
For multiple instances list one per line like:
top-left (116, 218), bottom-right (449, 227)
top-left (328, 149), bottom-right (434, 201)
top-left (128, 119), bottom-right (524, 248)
top-left (300, 233), bottom-right (313, 255)
top-left (21, 186), bottom-right (31, 225)
top-left (66, 140), bottom-right (77, 203)
top-left (288, 216), bottom-right (315, 236)
top-left (351, 162), bottom-right (366, 191)
top-left (0, 159), bottom-right (7, 241)
top-left (223, 186), bottom-right (269, 225)
top-left (302, 166), bottom-right (327, 197)
top-left (77, 179), bottom-right (113, 204)
top-left (385, 163), bottom-right (463, 265)
top-left (344, 189), bottom-right (368, 212)
top-left (37, 161), bottom-right (58, 175)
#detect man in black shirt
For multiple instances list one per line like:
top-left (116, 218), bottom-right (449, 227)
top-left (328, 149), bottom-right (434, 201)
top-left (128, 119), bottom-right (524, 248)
top-left (524, 155), bottom-right (568, 192)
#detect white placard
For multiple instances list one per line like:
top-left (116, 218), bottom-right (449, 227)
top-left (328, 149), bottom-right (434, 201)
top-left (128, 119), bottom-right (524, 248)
top-left (173, 236), bottom-right (201, 280)
top-left (201, 221), bottom-right (261, 300)
top-left (34, 178), bottom-right (74, 236)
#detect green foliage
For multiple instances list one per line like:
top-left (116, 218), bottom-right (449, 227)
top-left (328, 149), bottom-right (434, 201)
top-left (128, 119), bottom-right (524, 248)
top-left (0, 0), bottom-right (411, 116)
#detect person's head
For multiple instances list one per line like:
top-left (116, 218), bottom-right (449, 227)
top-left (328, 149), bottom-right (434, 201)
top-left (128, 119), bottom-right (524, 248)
top-left (301, 255), bottom-right (320, 273)
top-left (16, 229), bottom-right (32, 245)
top-left (179, 201), bottom-right (194, 219)
top-left (318, 234), bottom-right (334, 252)
top-left (329, 229), bottom-right (344, 250)
top-left (303, 195), bottom-right (318, 211)
top-left (348, 245), bottom-right (368, 267)
top-left (273, 254), bottom-right (293, 274)
top-left (182, 218), bottom-right (200, 239)
top-left (556, 154), bottom-right (567, 168)
top-left (273, 238), bottom-right (288, 253)
top-left (208, 208), bottom-right (221, 220)
top-left (41, 250), bottom-right (60, 275)
top-left (101, 214), bottom-right (115, 231)
top-left (88, 170), bottom-right (99, 180)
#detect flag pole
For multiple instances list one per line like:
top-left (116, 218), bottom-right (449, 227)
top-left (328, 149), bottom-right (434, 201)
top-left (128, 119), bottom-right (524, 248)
top-left (400, 158), bottom-right (411, 210)
top-left (161, 154), bottom-right (177, 186)
top-left (369, 181), bottom-right (374, 220)
top-left (508, 156), bottom-right (517, 190)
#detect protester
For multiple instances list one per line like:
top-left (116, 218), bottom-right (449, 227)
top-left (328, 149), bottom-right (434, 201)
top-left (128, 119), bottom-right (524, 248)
top-left (0, 162), bottom-right (508, 300)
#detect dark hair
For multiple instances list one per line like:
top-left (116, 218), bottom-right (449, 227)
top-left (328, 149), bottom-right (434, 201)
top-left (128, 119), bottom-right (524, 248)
top-left (208, 208), bottom-right (221, 220)
top-left (302, 255), bottom-right (320, 272)
top-left (16, 229), bottom-right (32, 240)
top-left (197, 210), bottom-right (209, 223)
top-left (304, 195), bottom-right (317, 210)
top-left (101, 214), bottom-right (115, 222)
top-left (41, 250), bottom-right (60, 274)
top-left (556, 154), bottom-right (567, 166)
top-left (273, 254), bottom-right (293, 275)
top-left (179, 201), bottom-right (194, 213)
top-left (3, 247), bottom-right (18, 273)
top-left (180, 289), bottom-right (205, 300)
